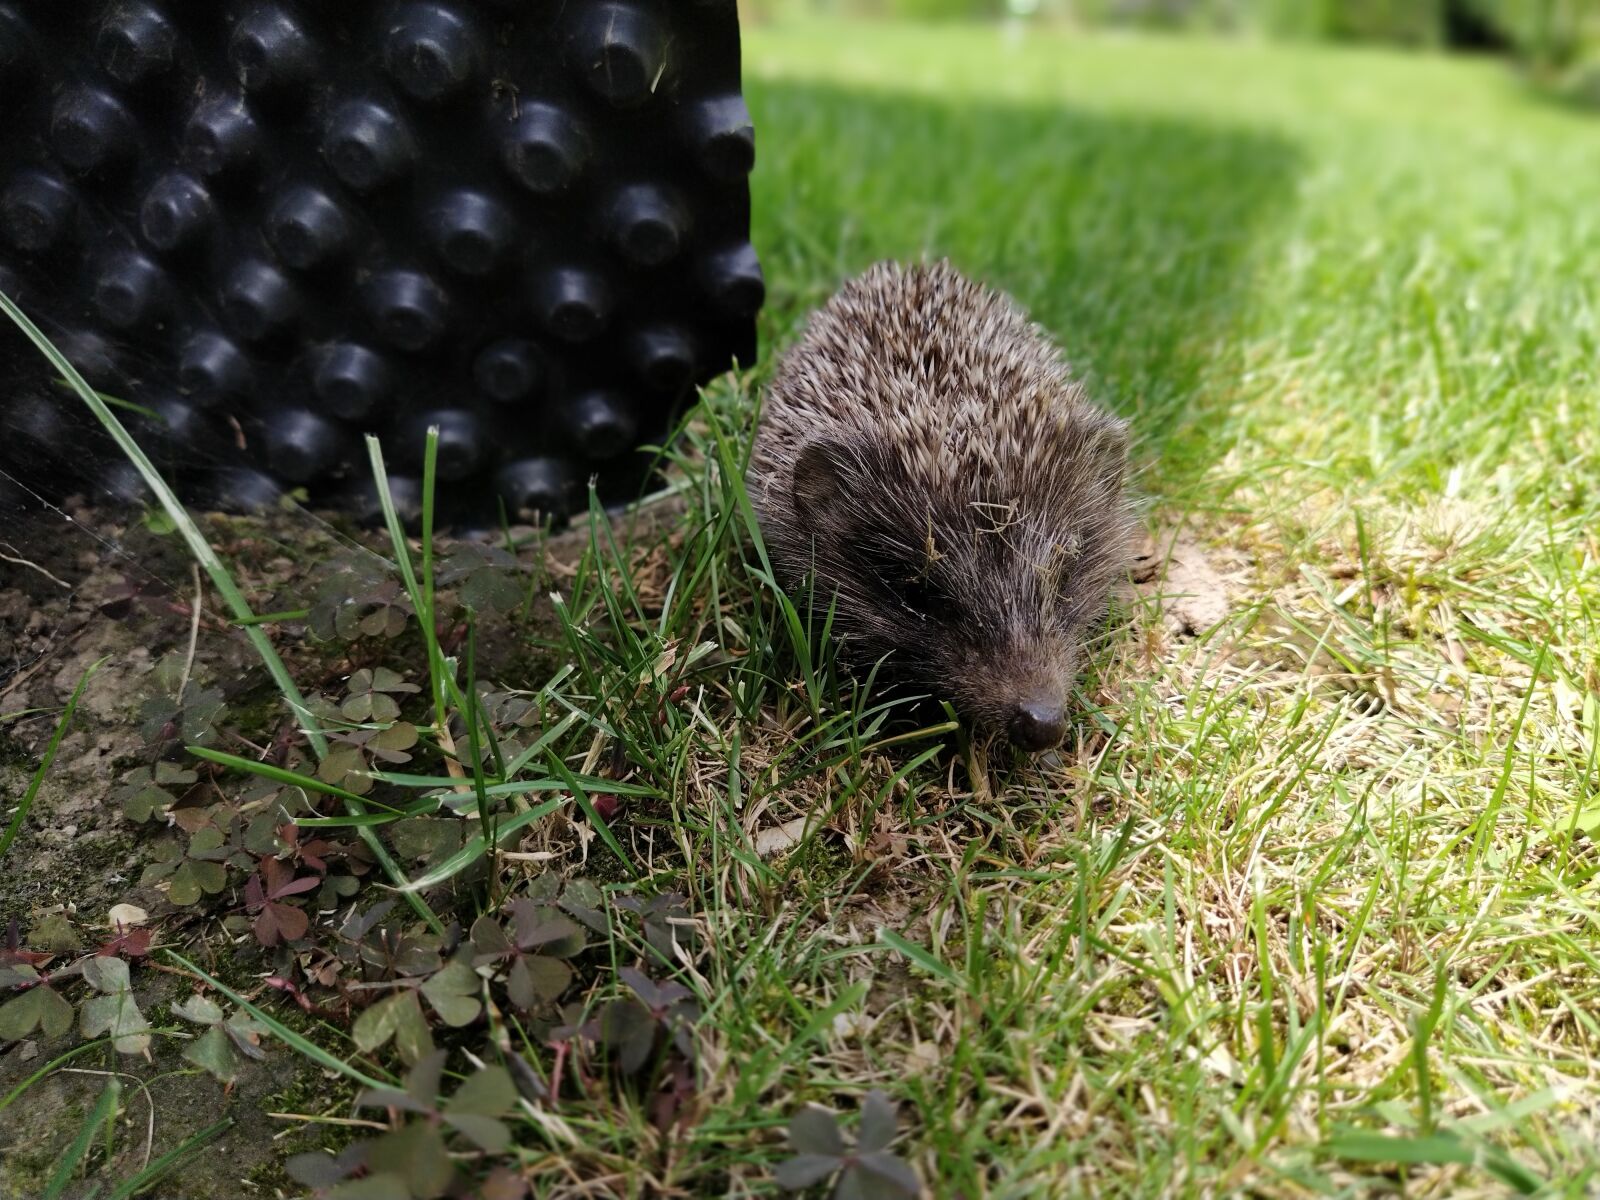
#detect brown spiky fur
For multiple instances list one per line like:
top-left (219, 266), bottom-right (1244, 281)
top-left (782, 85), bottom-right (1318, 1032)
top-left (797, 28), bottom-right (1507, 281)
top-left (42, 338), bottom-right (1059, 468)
top-left (749, 260), bottom-right (1136, 744)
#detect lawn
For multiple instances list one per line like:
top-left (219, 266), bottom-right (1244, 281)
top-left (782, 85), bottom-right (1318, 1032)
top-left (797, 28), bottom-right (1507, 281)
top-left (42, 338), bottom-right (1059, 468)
top-left (4, 16), bottom-right (1600, 1200)
top-left (733, 19), bottom-right (1600, 1196)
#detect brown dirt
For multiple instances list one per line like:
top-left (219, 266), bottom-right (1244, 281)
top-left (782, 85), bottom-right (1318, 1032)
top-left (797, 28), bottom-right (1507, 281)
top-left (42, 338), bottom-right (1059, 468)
top-left (1128, 527), bottom-right (1241, 638)
top-left (0, 493), bottom-right (656, 1198)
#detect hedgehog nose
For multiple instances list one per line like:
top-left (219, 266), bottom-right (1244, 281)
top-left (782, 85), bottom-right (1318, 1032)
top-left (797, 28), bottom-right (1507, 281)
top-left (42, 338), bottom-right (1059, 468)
top-left (1008, 700), bottom-right (1066, 752)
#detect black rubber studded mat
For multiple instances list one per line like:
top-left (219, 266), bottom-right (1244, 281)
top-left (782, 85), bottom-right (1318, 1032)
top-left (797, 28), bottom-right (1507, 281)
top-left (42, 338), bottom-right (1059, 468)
top-left (0, 0), bottom-right (761, 527)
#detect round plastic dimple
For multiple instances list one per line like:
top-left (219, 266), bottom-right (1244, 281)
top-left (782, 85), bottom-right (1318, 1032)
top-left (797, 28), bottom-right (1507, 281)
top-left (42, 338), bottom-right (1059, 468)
top-left (700, 242), bottom-right (765, 317)
top-left (178, 331), bottom-right (253, 407)
top-left (322, 100), bottom-right (415, 192)
top-left (139, 172), bottom-right (214, 255)
top-left (403, 407), bottom-right (481, 480)
top-left (535, 266), bottom-right (611, 342)
top-left (567, 389), bottom-right (637, 459)
top-left (474, 338), bottom-right (543, 403)
top-left (266, 183), bottom-right (352, 271)
top-left (140, 392), bottom-right (219, 458)
top-left (220, 258), bottom-right (300, 343)
top-left (686, 94), bottom-right (755, 181)
top-left (313, 342), bottom-right (391, 420)
top-left (346, 472), bottom-right (421, 527)
top-left (568, 3), bottom-right (667, 108)
top-left (426, 189), bottom-right (514, 277)
top-left (608, 183), bottom-right (687, 267)
top-left (382, 2), bottom-right (484, 103)
top-left (94, 459), bottom-right (151, 504)
top-left (55, 330), bottom-right (120, 388)
top-left (497, 456), bottom-right (575, 522)
top-left (628, 323), bottom-right (696, 393)
top-left (93, 250), bottom-right (167, 331)
top-left (97, 3), bottom-right (177, 88)
top-left (1, 169), bottom-right (76, 255)
top-left (50, 86), bottom-right (137, 177)
top-left (208, 466), bottom-right (282, 513)
top-left (266, 408), bottom-right (342, 483)
top-left (363, 270), bottom-right (450, 353)
top-left (229, 6), bottom-right (316, 96)
top-left (5, 392), bottom-right (71, 454)
top-left (0, 8), bottom-right (32, 95)
top-left (499, 103), bottom-right (588, 196)
top-left (182, 94), bottom-right (262, 179)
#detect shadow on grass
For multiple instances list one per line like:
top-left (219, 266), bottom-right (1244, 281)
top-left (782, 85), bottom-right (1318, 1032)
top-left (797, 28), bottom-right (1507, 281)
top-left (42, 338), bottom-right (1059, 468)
top-left (747, 78), bottom-right (1303, 483)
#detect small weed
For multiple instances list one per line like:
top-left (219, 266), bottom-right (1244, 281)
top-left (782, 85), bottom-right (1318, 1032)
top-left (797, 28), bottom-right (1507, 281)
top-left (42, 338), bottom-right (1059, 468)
top-left (286, 1052), bottom-right (520, 1199)
top-left (170, 991), bottom-right (268, 1085)
top-left (775, 1091), bottom-right (921, 1198)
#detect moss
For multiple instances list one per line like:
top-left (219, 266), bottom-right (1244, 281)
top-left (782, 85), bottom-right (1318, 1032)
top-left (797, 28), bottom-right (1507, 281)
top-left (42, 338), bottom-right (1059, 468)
top-left (242, 1068), bottom-right (364, 1191)
top-left (224, 688), bottom-right (301, 742)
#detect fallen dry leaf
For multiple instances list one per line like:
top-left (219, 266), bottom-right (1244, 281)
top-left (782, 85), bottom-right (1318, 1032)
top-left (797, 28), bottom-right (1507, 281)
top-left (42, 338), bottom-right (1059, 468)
top-left (753, 817), bottom-right (811, 859)
top-left (107, 904), bottom-right (149, 928)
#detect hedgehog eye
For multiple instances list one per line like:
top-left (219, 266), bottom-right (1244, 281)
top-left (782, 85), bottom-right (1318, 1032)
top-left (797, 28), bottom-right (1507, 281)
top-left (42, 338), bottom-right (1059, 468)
top-left (887, 569), bottom-right (946, 618)
top-left (1054, 586), bottom-right (1096, 627)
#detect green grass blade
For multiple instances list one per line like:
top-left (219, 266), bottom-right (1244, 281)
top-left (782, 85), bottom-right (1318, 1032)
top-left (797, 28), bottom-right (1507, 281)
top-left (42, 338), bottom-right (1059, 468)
top-left (544, 751), bottom-right (635, 877)
top-left (184, 750), bottom-right (442, 933)
top-left (421, 427), bottom-right (439, 638)
top-left (365, 433), bottom-right (466, 734)
top-left (877, 927), bottom-right (968, 993)
top-left (47, 377), bottom-right (159, 420)
top-left (42, 1078), bottom-right (121, 1200)
top-left (462, 618), bottom-right (498, 895)
top-left (365, 771), bottom-right (661, 799)
top-left (185, 745), bottom-right (399, 809)
top-left (499, 711), bottom-right (582, 778)
top-left (0, 1038), bottom-right (115, 1117)
top-left (231, 609), bottom-right (311, 626)
top-left (293, 807), bottom-right (439, 828)
top-left (0, 657), bottom-right (102, 861)
top-left (1324, 1131), bottom-right (1541, 1194)
top-left (104, 1117), bottom-right (233, 1200)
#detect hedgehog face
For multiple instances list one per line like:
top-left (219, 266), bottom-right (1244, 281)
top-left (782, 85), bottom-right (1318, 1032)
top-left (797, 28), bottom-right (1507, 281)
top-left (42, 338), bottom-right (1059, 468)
top-left (874, 531), bottom-right (1085, 752)
top-left (781, 439), bottom-right (1126, 753)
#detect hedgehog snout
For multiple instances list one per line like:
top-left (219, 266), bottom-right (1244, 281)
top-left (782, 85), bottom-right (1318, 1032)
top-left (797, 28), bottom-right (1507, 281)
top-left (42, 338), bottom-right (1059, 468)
top-left (1008, 697), bottom-right (1067, 752)
top-left (988, 630), bottom-right (1080, 752)
top-left (920, 641), bottom-right (1071, 751)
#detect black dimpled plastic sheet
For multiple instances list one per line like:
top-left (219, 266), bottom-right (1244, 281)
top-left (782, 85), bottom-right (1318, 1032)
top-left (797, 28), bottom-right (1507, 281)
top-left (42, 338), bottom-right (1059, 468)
top-left (0, 0), bottom-right (761, 527)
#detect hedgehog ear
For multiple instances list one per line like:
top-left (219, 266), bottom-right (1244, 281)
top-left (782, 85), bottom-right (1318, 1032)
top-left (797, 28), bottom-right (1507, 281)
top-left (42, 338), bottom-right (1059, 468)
top-left (791, 439), bottom-right (853, 527)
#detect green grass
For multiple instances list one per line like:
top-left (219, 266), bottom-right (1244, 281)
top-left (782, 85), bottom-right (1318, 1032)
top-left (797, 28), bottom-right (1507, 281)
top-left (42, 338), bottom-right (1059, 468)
top-left (697, 20), bottom-right (1600, 1195)
top-left (8, 17), bottom-right (1600, 1198)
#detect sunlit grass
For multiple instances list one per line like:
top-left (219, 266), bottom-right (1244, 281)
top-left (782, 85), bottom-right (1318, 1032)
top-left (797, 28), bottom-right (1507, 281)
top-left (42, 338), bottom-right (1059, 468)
top-left (706, 19), bottom-right (1600, 1196)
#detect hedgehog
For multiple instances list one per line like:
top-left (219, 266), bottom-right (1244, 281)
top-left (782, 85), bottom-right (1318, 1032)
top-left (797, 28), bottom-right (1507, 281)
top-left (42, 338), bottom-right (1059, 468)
top-left (748, 260), bottom-right (1136, 752)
